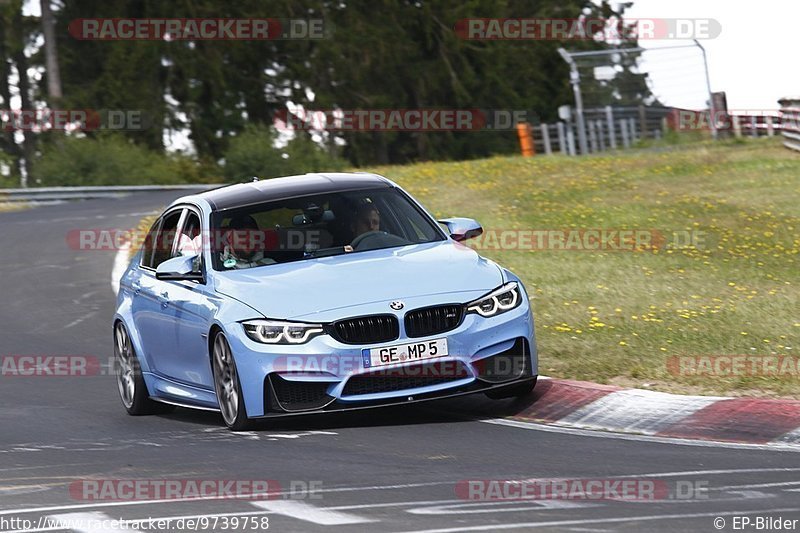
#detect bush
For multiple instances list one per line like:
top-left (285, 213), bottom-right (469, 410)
top-left (0, 152), bottom-right (20, 188)
top-left (167, 154), bottom-right (222, 184)
top-left (0, 174), bottom-right (18, 188)
top-left (29, 126), bottom-right (346, 187)
top-left (32, 135), bottom-right (217, 186)
top-left (223, 125), bottom-right (346, 181)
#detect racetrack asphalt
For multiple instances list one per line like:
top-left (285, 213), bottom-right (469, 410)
top-left (0, 193), bottom-right (798, 533)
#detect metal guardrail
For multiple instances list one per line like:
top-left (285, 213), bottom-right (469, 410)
top-left (0, 184), bottom-right (226, 203)
top-left (779, 98), bottom-right (800, 153)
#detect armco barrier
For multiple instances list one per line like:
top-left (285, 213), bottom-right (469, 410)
top-left (0, 184), bottom-right (226, 203)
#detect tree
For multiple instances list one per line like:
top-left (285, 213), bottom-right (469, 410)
top-left (8, 0), bottom-right (38, 185)
top-left (13, 0), bottom-right (655, 184)
top-left (40, 0), bottom-right (62, 101)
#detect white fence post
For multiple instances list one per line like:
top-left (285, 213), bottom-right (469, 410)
top-left (732, 116), bottom-right (742, 138)
top-left (588, 121), bottom-right (598, 153)
top-left (567, 127), bottom-right (577, 156)
top-left (596, 120), bottom-right (606, 151)
top-left (620, 119), bottom-right (630, 148)
top-left (766, 116), bottom-right (775, 137)
top-left (605, 106), bottom-right (617, 149)
top-left (557, 122), bottom-right (567, 155)
top-left (541, 124), bottom-right (552, 155)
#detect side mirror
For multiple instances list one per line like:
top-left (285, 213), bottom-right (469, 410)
top-left (438, 217), bottom-right (483, 242)
top-left (156, 254), bottom-right (204, 281)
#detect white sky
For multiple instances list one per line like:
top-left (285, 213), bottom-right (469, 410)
top-left (625, 0), bottom-right (800, 111)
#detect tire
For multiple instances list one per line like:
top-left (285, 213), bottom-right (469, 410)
top-left (485, 376), bottom-right (538, 400)
top-left (211, 332), bottom-right (253, 431)
top-left (114, 322), bottom-right (175, 415)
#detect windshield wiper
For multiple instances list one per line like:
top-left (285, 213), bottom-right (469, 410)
top-left (304, 245), bottom-right (354, 259)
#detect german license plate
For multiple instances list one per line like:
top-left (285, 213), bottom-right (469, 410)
top-left (362, 338), bottom-right (448, 368)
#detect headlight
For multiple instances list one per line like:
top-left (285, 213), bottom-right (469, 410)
top-left (242, 320), bottom-right (325, 344)
top-left (466, 282), bottom-right (522, 317)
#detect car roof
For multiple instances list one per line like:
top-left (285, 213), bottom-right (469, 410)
top-left (196, 172), bottom-right (394, 211)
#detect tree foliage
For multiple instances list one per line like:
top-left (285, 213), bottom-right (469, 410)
top-left (0, 0), bottom-right (650, 185)
top-left (223, 125), bottom-right (345, 180)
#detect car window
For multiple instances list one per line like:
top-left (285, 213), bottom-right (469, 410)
top-left (151, 210), bottom-right (184, 269)
top-left (176, 211), bottom-right (202, 257)
top-left (209, 188), bottom-right (445, 271)
top-left (140, 219), bottom-right (161, 269)
top-left (251, 208), bottom-right (298, 229)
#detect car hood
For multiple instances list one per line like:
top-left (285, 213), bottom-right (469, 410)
top-left (213, 241), bottom-right (503, 320)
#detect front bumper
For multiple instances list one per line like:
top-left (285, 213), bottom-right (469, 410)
top-left (256, 376), bottom-right (539, 419)
top-left (226, 300), bottom-right (537, 418)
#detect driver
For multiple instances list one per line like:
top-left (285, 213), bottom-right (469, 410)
top-left (351, 203), bottom-right (381, 239)
top-left (219, 214), bottom-right (275, 269)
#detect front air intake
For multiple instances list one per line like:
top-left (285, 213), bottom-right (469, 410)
top-left (330, 314), bottom-right (399, 344)
top-left (404, 304), bottom-right (464, 338)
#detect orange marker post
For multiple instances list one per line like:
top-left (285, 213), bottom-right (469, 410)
top-left (516, 122), bottom-right (535, 157)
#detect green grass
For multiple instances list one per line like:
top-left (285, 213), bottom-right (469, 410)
top-left (365, 137), bottom-right (800, 398)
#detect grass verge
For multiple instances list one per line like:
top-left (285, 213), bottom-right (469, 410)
top-left (367, 137), bottom-right (800, 397)
top-left (0, 202), bottom-right (28, 212)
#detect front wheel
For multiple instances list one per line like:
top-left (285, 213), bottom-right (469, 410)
top-left (485, 377), bottom-right (538, 400)
top-left (114, 322), bottom-right (174, 415)
top-left (212, 332), bottom-right (252, 431)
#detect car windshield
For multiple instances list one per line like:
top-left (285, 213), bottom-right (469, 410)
top-left (210, 187), bottom-right (445, 270)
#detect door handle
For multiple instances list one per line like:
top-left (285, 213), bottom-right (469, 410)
top-left (159, 291), bottom-right (169, 308)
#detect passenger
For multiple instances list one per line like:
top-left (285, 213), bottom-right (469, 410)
top-left (219, 214), bottom-right (274, 269)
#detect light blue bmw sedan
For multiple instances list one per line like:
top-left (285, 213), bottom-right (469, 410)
top-left (114, 173), bottom-right (537, 430)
